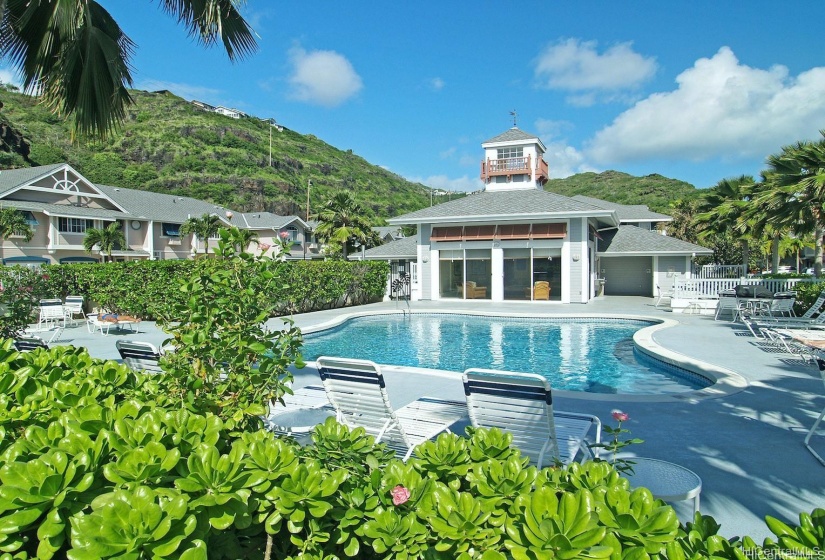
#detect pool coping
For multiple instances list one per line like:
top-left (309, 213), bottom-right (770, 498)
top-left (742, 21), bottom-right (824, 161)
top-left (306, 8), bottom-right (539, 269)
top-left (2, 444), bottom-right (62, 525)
top-left (299, 308), bottom-right (749, 404)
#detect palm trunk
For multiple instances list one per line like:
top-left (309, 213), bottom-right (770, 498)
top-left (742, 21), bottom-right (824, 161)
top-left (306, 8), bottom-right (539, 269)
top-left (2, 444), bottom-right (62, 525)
top-left (741, 240), bottom-right (749, 276)
top-left (771, 235), bottom-right (780, 274)
top-left (816, 226), bottom-right (824, 277)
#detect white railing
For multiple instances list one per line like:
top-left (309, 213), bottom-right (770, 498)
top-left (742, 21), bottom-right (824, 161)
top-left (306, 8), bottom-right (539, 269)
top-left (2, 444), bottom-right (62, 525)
top-left (698, 264), bottom-right (745, 279)
top-left (674, 277), bottom-right (815, 299)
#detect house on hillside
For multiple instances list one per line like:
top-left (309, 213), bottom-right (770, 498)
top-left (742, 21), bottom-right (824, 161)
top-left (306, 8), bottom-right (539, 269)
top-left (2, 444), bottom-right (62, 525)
top-left (0, 164), bottom-right (316, 265)
top-left (361, 126), bottom-right (711, 303)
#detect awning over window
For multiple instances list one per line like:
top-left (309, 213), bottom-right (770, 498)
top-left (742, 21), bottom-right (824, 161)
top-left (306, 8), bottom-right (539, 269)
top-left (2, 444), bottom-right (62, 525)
top-left (431, 226), bottom-right (463, 241)
top-left (462, 225), bottom-right (496, 241)
top-left (59, 256), bottom-right (99, 264)
top-left (496, 224), bottom-right (531, 240)
top-left (531, 223), bottom-right (566, 239)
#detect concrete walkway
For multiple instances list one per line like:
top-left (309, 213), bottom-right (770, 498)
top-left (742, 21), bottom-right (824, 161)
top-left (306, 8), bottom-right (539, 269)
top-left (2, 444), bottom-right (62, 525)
top-left (36, 297), bottom-right (825, 541)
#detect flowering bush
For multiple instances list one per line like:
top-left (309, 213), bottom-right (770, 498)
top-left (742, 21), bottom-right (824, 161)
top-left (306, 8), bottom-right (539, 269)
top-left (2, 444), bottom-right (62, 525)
top-left (0, 268), bottom-right (58, 339)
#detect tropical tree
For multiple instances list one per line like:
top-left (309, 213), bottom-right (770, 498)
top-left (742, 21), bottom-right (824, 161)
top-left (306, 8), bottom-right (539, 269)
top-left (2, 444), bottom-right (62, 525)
top-left (753, 134), bottom-right (825, 277)
top-left (0, 0), bottom-right (256, 138)
top-left (234, 228), bottom-right (259, 253)
top-left (312, 191), bottom-right (375, 259)
top-left (180, 213), bottom-right (223, 253)
top-left (0, 207), bottom-right (33, 241)
top-left (82, 221), bottom-right (125, 262)
top-left (694, 175), bottom-right (756, 272)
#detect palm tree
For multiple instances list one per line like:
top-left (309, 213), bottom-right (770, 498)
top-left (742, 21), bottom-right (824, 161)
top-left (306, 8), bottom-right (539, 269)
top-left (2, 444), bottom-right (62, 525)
top-left (755, 134), bottom-right (825, 277)
top-left (180, 213), bottom-right (223, 253)
top-left (234, 228), bottom-right (260, 253)
top-left (0, 207), bottom-right (33, 241)
top-left (312, 192), bottom-right (374, 259)
top-left (83, 221), bottom-right (125, 262)
top-left (0, 0), bottom-right (256, 138)
top-left (694, 175), bottom-right (756, 273)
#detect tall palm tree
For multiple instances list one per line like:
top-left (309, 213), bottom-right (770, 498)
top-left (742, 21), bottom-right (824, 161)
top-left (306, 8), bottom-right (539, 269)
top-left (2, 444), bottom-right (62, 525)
top-left (694, 175), bottom-right (756, 272)
top-left (755, 134), bottom-right (825, 277)
top-left (0, 207), bottom-right (33, 241)
top-left (312, 191), bottom-right (374, 259)
top-left (83, 221), bottom-right (125, 262)
top-left (0, 0), bottom-right (256, 138)
top-left (180, 213), bottom-right (223, 253)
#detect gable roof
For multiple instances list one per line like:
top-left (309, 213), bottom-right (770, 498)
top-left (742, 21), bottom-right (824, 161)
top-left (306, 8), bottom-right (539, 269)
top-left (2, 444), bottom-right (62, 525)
top-left (0, 164), bottom-right (66, 195)
top-left (96, 184), bottom-right (233, 224)
top-left (483, 127), bottom-right (540, 144)
top-left (571, 195), bottom-right (672, 223)
top-left (598, 225), bottom-right (712, 256)
top-left (388, 189), bottom-right (617, 225)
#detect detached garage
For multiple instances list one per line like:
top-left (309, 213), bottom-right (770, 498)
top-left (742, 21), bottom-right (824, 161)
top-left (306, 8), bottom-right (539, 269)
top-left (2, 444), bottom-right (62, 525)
top-left (600, 255), bottom-right (652, 296)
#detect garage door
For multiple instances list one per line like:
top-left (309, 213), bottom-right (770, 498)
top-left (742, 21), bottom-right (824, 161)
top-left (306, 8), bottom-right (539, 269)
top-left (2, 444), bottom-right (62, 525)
top-left (601, 256), bottom-right (652, 296)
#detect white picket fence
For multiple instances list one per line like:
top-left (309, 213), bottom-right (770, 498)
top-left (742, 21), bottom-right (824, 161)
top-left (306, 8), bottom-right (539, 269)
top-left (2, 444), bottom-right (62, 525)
top-left (673, 277), bottom-right (814, 299)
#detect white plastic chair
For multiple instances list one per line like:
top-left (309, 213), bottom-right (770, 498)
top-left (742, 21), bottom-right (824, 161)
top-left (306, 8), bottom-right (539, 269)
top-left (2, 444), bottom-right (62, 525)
top-left (264, 385), bottom-right (334, 437)
top-left (37, 299), bottom-right (66, 330)
top-left (462, 368), bottom-right (601, 467)
top-left (116, 340), bottom-right (163, 373)
top-left (655, 285), bottom-right (674, 308)
top-left (63, 296), bottom-right (86, 326)
top-left (806, 358), bottom-right (825, 467)
top-left (715, 291), bottom-right (741, 322)
top-left (316, 356), bottom-right (466, 461)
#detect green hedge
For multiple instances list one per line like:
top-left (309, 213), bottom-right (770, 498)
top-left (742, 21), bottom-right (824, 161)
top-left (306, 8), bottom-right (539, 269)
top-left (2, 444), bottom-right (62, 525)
top-left (0, 342), bottom-right (823, 559)
top-left (0, 259), bottom-right (389, 320)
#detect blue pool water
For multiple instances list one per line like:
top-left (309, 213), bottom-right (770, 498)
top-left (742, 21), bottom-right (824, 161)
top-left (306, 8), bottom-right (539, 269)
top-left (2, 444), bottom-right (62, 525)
top-left (301, 314), bottom-right (711, 394)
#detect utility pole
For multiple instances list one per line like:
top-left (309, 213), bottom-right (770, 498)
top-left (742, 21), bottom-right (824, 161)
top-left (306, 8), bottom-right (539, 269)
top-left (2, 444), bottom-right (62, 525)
top-left (269, 124), bottom-right (272, 167)
top-left (306, 179), bottom-right (312, 221)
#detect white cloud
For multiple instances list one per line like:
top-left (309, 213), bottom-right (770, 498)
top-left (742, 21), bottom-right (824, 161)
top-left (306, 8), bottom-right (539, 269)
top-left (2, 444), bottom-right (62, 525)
top-left (439, 147), bottom-right (456, 159)
top-left (534, 38), bottom-right (657, 93)
top-left (133, 79), bottom-right (222, 101)
top-left (410, 174), bottom-right (484, 193)
top-left (0, 66), bottom-right (23, 89)
top-left (287, 46), bottom-right (363, 107)
top-left (544, 142), bottom-right (599, 178)
top-left (586, 47), bottom-right (825, 164)
top-left (430, 77), bottom-right (445, 91)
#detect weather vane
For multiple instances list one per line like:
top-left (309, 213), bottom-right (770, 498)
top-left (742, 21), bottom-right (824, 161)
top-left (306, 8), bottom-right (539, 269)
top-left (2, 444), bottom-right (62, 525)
top-left (509, 110), bottom-right (517, 127)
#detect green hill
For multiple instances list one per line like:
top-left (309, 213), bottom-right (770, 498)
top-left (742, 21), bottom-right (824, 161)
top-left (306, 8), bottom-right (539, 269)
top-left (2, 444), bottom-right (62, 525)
top-left (0, 87), bottom-right (431, 220)
top-left (544, 170), bottom-right (701, 214)
top-left (0, 85), bottom-right (701, 219)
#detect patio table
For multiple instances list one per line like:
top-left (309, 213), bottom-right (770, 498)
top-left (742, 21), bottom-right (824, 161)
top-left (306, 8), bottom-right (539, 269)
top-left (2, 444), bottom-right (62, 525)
top-left (624, 457), bottom-right (702, 513)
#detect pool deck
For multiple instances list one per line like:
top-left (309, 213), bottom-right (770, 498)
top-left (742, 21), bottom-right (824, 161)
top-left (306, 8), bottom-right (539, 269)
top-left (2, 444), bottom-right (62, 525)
top-left (37, 296), bottom-right (825, 541)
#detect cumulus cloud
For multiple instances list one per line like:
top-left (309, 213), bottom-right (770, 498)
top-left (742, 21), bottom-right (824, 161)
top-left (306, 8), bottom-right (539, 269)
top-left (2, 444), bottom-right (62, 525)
top-left (586, 47), bottom-right (825, 164)
top-left (287, 46), bottom-right (363, 107)
top-left (534, 38), bottom-right (657, 94)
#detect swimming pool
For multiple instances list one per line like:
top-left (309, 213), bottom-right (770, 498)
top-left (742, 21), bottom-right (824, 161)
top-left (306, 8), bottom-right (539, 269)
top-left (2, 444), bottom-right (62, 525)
top-left (301, 314), bottom-right (712, 394)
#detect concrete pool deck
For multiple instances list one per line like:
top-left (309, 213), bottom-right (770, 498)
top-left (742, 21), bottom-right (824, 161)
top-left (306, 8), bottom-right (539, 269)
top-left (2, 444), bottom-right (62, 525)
top-left (39, 296), bottom-right (825, 541)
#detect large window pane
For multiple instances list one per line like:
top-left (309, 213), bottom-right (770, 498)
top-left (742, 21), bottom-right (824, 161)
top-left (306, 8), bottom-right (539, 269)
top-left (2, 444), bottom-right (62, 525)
top-left (504, 249), bottom-right (531, 300)
top-left (533, 251), bottom-right (561, 301)
top-left (439, 255), bottom-right (463, 298)
top-left (465, 249), bottom-right (490, 300)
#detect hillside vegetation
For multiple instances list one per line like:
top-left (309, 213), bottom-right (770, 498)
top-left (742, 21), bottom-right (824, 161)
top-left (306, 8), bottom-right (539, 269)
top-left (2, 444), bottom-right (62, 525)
top-left (0, 87), bottom-right (431, 220)
top-left (0, 86), bottom-right (699, 219)
top-left (544, 170), bottom-right (700, 214)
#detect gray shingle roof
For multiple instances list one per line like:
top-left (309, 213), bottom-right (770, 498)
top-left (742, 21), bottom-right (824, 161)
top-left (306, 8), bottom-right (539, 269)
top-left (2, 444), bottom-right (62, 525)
top-left (96, 184), bottom-right (233, 224)
top-left (239, 212), bottom-right (305, 230)
top-left (483, 127), bottom-right (539, 144)
top-left (598, 225), bottom-right (712, 255)
top-left (361, 236), bottom-right (417, 259)
top-left (0, 199), bottom-right (129, 220)
top-left (0, 164), bottom-right (65, 196)
top-left (571, 195), bottom-right (672, 222)
top-left (388, 189), bottom-right (617, 224)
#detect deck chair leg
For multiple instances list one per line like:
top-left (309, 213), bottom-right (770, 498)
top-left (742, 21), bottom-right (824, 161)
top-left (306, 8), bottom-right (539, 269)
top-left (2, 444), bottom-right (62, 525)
top-left (804, 406), bottom-right (825, 467)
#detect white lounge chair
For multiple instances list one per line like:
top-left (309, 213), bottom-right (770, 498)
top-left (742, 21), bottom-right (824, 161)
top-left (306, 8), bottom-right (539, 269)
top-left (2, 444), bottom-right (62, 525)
top-left (37, 299), bottom-right (66, 330)
top-left (655, 284), bottom-right (674, 308)
top-left (63, 295), bottom-right (86, 326)
top-left (805, 357), bottom-right (825, 467)
top-left (13, 335), bottom-right (48, 352)
top-left (116, 340), bottom-right (163, 373)
top-left (715, 291), bottom-right (742, 322)
top-left (462, 368), bottom-right (602, 467)
top-left (316, 356), bottom-right (466, 460)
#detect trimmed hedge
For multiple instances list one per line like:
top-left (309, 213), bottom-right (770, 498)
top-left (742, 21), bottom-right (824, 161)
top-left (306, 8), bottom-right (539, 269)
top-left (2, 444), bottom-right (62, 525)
top-left (0, 259), bottom-right (389, 320)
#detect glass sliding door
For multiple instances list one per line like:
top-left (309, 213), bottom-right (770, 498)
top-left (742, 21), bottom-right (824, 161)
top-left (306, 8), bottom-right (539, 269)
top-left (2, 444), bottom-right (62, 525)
top-left (464, 249), bottom-right (491, 300)
top-left (439, 250), bottom-right (464, 298)
top-left (533, 249), bottom-right (562, 301)
top-left (503, 248), bottom-right (531, 300)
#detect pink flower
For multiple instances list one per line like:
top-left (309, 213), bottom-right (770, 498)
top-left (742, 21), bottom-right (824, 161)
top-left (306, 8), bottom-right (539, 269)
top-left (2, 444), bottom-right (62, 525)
top-left (225, 211), bottom-right (234, 219)
top-left (611, 410), bottom-right (629, 422)
top-left (390, 485), bottom-right (410, 506)
top-left (259, 242), bottom-right (271, 252)
top-left (279, 231), bottom-right (290, 240)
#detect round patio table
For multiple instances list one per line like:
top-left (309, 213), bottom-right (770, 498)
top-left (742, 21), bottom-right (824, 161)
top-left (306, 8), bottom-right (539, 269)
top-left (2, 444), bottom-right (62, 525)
top-left (624, 457), bottom-right (702, 513)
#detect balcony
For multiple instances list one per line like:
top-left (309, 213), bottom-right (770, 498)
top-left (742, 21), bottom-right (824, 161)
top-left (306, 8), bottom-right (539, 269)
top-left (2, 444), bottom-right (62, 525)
top-left (481, 155), bottom-right (549, 185)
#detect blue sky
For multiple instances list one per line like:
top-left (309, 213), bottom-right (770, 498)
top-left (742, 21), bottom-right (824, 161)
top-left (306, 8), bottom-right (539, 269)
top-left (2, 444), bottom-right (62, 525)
top-left (7, 1), bottom-right (825, 193)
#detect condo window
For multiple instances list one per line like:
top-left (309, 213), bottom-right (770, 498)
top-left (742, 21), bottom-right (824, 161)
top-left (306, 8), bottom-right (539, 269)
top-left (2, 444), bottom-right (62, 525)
top-left (162, 223), bottom-right (181, 237)
top-left (58, 217), bottom-right (93, 233)
top-left (21, 211), bottom-right (38, 226)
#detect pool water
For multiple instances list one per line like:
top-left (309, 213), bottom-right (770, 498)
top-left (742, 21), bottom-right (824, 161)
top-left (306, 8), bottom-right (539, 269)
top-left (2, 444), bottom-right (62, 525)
top-left (301, 314), bottom-right (711, 394)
